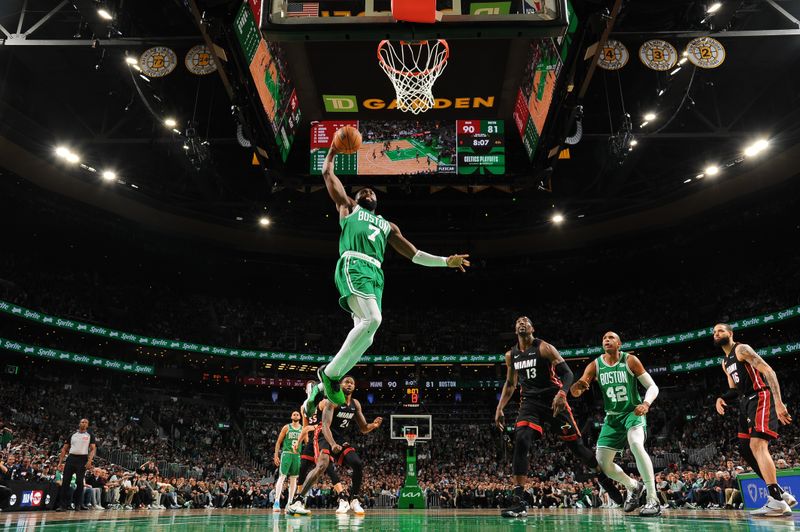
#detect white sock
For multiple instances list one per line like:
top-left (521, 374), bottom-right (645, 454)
top-left (628, 426), bottom-right (657, 503)
top-left (325, 295), bottom-right (382, 379)
top-left (275, 474), bottom-right (286, 504)
top-left (288, 476), bottom-right (298, 504)
top-left (596, 447), bottom-right (637, 491)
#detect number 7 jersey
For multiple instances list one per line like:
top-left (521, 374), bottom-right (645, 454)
top-left (595, 351), bottom-right (641, 415)
top-left (339, 204), bottom-right (392, 262)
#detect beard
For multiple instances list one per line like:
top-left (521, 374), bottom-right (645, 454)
top-left (357, 197), bottom-right (377, 211)
top-left (713, 336), bottom-right (731, 347)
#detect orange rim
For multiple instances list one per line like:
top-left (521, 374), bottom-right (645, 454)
top-left (377, 39), bottom-right (449, 78)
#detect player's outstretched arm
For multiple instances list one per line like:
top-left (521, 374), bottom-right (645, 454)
top-left (387, 222), bottom-right (470, 272)
top-left (736, 344), bottom-right (792, 424)
top-left (541, 342), bottom-right (573, 415)
top-left (570, 362), bottom-right (596, 398)
top-left (274, 425), bottom-right (288, 466)
top-left (320, 400), bottom-right (341, 452)
top-left (627, 354), bottom-right (659, 416)
top-left (353, 399), bottom-right (383, 434)
top-left (495, 351), bottom-right (517, 430)
top-left (716, 361), bottom-right (737, 416)
top-left (322, 147), bottom-right (356, 216)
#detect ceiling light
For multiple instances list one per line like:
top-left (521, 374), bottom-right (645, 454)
top-left (630, 139), bottom-right (638, 146)
top-left (65, 152), bottom-right (80, 164)
top-left (551, 214), bottom-right (564, 224)
top-left (172, 128), bottom-right (181, 134)
top-left (683, 178), bottom-right (692, 184)
top-left (679, 57), bottom-right (688, 65)
top-left (695, 173), bottom-right (705, 179)
top-left (658, 89), bottom-right (665, 96)
top-left (644, 112), bottom-right (656, 121)
top-left (682, 50), bottom-right (689, 57)
top-left (102, 170), bottom-right (116, 181)
top-left (259, 217), bottom-right (271, 227)
top-left (139, 74), bottom-right (150, 82)
top-left (639, 121), bottom-right (649, 128)
top-left (753, 139), bottom-right (769, 151)
top-left (55, 146), bottom-right (70, 158)
top-left (164, 118), bottom-right (177, 128)
top-left (670, 66), bottom-right (682, 76)
top-left (705, 165), bottom-right (719, 176)
top-left (125, 56), bottom-right (138, 65)
top-left (132, 64), bottom-right (142, 72)
top-left (744, 139), bottom-right (769, 157)
top-left (97, 8), bottom-right (113, 20)
top-left (707, 2), bottom-right (722, 13)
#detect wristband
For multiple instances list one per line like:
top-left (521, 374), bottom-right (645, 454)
top-left (720, 388), bottom-right (738, 402)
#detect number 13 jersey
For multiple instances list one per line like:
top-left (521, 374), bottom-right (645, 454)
top-left (512, 339), bottom-right (562, 399)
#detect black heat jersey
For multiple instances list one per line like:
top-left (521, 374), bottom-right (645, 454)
top-left (723, 342), bottom-right (767, 395)
top-left (512, 338), bottom-right (562, 399)
top-left (330, 400), bottom-right (358, 441)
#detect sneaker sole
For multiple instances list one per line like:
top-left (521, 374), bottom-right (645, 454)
top-left (318, 367), bottom-right (346, 405)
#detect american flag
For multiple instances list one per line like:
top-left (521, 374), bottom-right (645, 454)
top-left (287, 2), bottom-right (319, 16)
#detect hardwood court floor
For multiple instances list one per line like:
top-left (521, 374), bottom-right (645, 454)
top-left (1, 507), bottom-right (798, 531)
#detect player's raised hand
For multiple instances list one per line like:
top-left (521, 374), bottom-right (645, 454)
top-left (570, 379), bottom-right (590, 398)
top-left (446, 254), bottom-right (470, 272)
top-left (715, 397), bottom-right (727, 416)
top-left (495, 410), bottom-right (505, 431)
top-left (372, 417), bottom-right (383, 428)
top-left (776, 402), bottom-right (792, 425)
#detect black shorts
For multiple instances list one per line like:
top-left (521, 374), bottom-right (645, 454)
top-left (300, 441), bottom-right (316, 464)
top-left (516, 395), bottom-right (581, 441)
top-left (313, 428), bottom-right (357, 465)
top-left (738, 389), bottom-right (779, 441)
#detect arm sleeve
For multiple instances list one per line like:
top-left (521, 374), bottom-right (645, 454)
top-left (720, 388), bottom-right (738, 401)
top-left (637, 372), bottom-right (659, 405)
top-left (553, 362), bottom-right (574, 394)
top-left (411, 250), bottom-right (448, 267)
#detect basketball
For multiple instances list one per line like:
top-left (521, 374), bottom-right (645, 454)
top-left (332, 126), bottom-right (362, 154)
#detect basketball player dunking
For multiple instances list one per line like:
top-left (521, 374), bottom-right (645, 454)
top-left (495, 317), bottom-right (623, 518)
top-left (291, 376), bottom-right (382, 516)
top-left (713, 323), bottom-right (795, 516)
top-left (304, 145), bottom-right (469, 414)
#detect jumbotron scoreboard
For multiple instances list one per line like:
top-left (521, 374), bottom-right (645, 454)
top-left (456, 120), bottom-right (505, 175)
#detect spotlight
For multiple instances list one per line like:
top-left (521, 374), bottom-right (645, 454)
top-left (551, 213), bottom-right (564, 224)
top-left (670, 67), bottom-right (682, 76)
top-left (259, 217), bottom-right (271, 227)
top-left (125, 56), bottom-right (138, 65)
top-left (164, 118), bottom-right (178, 128)
top-left (705, 165), bottom-right (719, 176)
top-left (683, 178), bottom-right (692, 184)
top-left (97, 8), bottom-right (113, 20)
top-left (65, 152), bottom-right (80, 164)
top-left (682, 50), bottom-right (689, 57)
top-left (102, 170), bottom-right (116, 181)
top-left (707, 2), bottom-right (722, 13)
top-left (679, 57), bottom-right (688, 65)
top-left (744, 138), bottom-right (769, 157)
top-left (657, 89), bottom-right (665, 96)
top-left (630, 139), bottom-right (638, 146)
top-left (55, 146), bottom-right (70, 158)
top-left (696, 173), bottom-right (705, 179)
top-left (639, 121), bottom-right (649, 128)
top-left (644, 112), bottom-right (656, 121)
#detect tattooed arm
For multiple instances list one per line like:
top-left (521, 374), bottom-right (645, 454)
top-left (736, 343), bottom-right (792, 425)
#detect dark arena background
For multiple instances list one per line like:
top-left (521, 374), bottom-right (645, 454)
top-left (1, 0), bottom-right (800, 530)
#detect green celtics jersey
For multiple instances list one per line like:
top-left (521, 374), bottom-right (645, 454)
top-left (339, 205), bottom-right (392, 262)
top-left (595, 351), bottom-right (641, 415)
top-left (281, 424), bottom-right (302, 454)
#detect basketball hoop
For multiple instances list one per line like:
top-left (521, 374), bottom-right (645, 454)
top-left (404, 432), bottom-right (418, 447)
top-left (377, 39), bottom-right (449, 114)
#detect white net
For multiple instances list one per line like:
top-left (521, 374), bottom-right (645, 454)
top-left (377, 39), bottom-right (449, 114)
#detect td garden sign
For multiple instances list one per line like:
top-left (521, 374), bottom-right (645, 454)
top-left (323, 94), bottom-right (496, 112)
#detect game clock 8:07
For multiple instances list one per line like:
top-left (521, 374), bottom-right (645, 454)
top-left (403, 386), bottom-right (421, 409)
top-left (456, 120), bottom-right (505, 175)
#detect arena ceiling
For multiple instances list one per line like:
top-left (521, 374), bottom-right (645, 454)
top-left (1, 0), bottom-right (800, 251)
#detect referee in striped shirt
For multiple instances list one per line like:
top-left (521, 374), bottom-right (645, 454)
top-left (55, 418), bottom-right (96, 512)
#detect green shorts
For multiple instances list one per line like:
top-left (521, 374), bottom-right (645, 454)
top-left (280, 452), bottom-right (300, 476)
top-left (596, 411), bottom-right (647, 453)
top-left (334, 254), bottom-right (384, 313)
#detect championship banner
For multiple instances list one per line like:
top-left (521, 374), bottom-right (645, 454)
top-left (685, 37), bottom-right (726, 69)
top-left (185, 45), bottom-right (218, 75)
top-left (139, 47), bottom-right (178, 77)
top-left (1, 299), bottom-right (799, 361)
